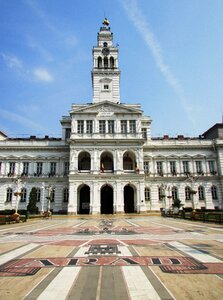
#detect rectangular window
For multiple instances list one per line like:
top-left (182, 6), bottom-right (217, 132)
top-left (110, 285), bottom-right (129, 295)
top-left (9, 162), bottom-right (15, 175)
top-left (170, 161), bottom-right (176, 175)
top-left (144, 161), bottom-right (150, 174)
top-left (108, 120), bottom-right (114, 133)
top-left (77, 120), bottom-right (84, 133)
top-left (36, 162), bottom-right (43, 176)
top-left (0, 162), bottom-right (2, 174)
top-left (50, 162), bottom-right (56, 176)
top-left (99, 120), bottom-right (106, 133)
top-left (121, 120), bottom-right (127, 133)
top-left (64, 162), bottom-right (69, 176)
top-left (157, 161), bottom-right (163, 176)
top-left (142, 128), bottom-right (147, 139)
top-left (145, 188), bottom-right (150, 201)
top-left (104, 84), bottom-right (109, 90)
top-left (195, 161), bottom-right (203, 174)
top-left (22, 162), bottom-right (29, 176)
top-left (182, 161), bottom-right (190, 174)
top-left (65, 128), bottom-right (71, 139)
top-left (208, 160), bottom-right (216, 174)
top-left (129, 120), bottom-right (136, 133)
top-left (86, 120), bottom-right (93, 134)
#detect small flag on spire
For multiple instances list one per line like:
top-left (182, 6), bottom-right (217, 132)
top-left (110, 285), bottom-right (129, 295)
top-left (103, 18), bottom-right (110, 26)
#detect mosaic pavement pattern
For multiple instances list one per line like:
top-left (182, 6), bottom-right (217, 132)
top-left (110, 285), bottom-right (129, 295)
top-left (0, 216), bottom-right (223, 299)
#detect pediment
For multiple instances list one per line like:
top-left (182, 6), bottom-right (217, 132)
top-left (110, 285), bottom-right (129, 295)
top-left (71, 101), bottom-right (142, 115)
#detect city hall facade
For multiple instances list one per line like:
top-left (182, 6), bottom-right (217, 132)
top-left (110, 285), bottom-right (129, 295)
top-left (0, 23), bottom-right (223, 214)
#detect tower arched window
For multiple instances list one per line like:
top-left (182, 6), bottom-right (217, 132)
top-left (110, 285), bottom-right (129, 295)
top-left (110, 57), bottom-right (114, 68)
top-left (104, 57), bottom-right (108, 69)
top-left (98, 57), bottom-right (102, 68)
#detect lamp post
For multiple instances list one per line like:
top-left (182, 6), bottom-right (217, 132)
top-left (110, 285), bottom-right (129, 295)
top-left (46, 185), bottom-right (53, 213)
top-left (167, 185), bottom-right (172, 210)
top-left (41, 182), bottom-right (45, 213)
top-left (12, 176), bottom-right (25, 214)
top-left (186, 174), bottom-right (198, 210)
top-left (160, 183), bottom-right (167, 210)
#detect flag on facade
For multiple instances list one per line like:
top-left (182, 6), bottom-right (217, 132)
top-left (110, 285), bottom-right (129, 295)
top-left (103, 18), bottom-right (110, 26)
top-left (101, 163), bottom-right (104, 173)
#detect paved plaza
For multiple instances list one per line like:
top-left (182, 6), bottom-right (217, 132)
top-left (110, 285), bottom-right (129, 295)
top-left (0, 215), bottom-right (222, 300)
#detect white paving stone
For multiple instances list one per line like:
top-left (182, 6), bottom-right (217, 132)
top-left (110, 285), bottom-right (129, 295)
top-left (37, 267), bottom-right (81, 300)
top-left (169, 241), bottom-right (223, 263)
top-left (122, 266), bottom-right (161, 300)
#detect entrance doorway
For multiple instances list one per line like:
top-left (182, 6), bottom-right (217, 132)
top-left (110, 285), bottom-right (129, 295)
top-left (124, 185), bottom-right (135, 213)
top-left (79, 185), bottom-right (90, 214)
top-left (101, 185), bottom-right (113, 214)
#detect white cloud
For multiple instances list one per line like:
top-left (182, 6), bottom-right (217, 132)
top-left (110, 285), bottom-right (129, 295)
top-left (122, 0), bottom-right (193, 115)
top-left (33, 67), bottom-right (54, 82)
top-left (1, 53), bottom-right (23, 71)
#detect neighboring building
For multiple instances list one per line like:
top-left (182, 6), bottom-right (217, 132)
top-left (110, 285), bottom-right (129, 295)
top-left (0, 22), bottom-right (222, 214)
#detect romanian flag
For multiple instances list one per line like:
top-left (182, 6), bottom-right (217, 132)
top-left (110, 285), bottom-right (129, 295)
top-left (103, 18), bottom-right (110, 26)
top-left (101, 163), bottom-right (104, 173)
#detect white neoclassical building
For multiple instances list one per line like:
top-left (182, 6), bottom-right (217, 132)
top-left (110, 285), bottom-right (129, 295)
top-left (0, 22), bottom-right (223, 214)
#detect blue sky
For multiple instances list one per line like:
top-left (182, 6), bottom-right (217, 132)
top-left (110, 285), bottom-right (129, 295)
top-left (0, 0), bottom-right (223, 137)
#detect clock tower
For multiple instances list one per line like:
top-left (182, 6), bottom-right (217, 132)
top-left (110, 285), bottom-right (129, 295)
top-left (92, 20), bottom-right (120, 104)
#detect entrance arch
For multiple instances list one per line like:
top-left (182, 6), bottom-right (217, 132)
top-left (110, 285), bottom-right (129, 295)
top-left (78, 185), bottom-right (90, 214)
top-left (101, 185), bottom-right (113, 214)
top-left (124, 185), bottom-right (135, 213)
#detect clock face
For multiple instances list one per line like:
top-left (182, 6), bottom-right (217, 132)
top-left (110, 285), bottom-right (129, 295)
top-left (102, 47), bottom-right (110, 56)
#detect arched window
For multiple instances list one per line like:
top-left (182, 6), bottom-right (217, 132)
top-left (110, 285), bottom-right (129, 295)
top-left (211, 185), bottom-right (218, 200)
top-left (172, 187), bottom-right (178, 201)
top-left (6, 188), bottom-right (12, 202)
top-left (185, 186), bottom-right (191, 200)
top-left (36, 188), bottom-right (41, 202)
top-left (20, 188), bottom-right (27, 202)
top-left (78, 151), bottom-right (91, 171)
top-left (104, 57), bottom-right (108, 68)
top-left (63, 188), bottom-right (69, 203)
top-left (110, 56), bottom-right (114, 68)
top-left (98, 56), bottom-right (102, 68)
top-left (123, 152), bottom-right (136, 171)
top-left (103, 42), bottom-right (108, 47)
top-left (101, 151), bottom-right (114, 172)
top-left (145, 188), bottom-right (150, 201)
top-left (198, 186), bottom-right (205, 200)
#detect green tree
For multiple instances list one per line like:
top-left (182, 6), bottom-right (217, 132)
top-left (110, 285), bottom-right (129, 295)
top-left (27, 187), bottom-right (38, 214)
top-left (172, 199), bottom-right (182, 209)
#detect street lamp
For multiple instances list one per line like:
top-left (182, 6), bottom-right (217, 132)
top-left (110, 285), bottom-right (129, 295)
top-left (45, 185), bottom-right (53, 213)
top-left (12, 176), bottom-right (25, 214)
top-left (186, 174), bottom-right (198, 210)
top-left (159, 183), bottom-right (167, 210)
top-left (41, 182), bottom-right (45, 213)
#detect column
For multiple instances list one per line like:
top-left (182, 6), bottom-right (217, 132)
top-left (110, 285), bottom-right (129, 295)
top-left (91, 182), bottom-right (100, 214)
top-left (68, 182), bottom-right (77, 214)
